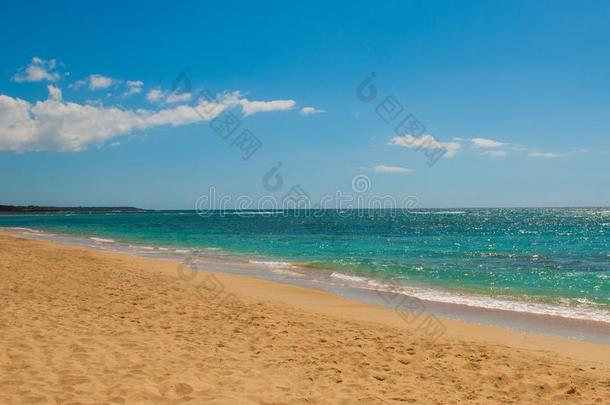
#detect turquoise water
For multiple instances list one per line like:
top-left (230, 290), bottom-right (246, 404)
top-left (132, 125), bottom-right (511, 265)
top-left (1, 208), bottom-right (609, 312)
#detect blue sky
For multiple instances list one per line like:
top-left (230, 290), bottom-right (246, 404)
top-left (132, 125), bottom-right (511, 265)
top-left (1, 0), bottom-right (609, 209)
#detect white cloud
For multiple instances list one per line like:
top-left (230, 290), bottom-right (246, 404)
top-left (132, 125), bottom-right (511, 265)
top-left (373, 164), bottom-right (413, 173)
top-left (0, 89), bottom-right (297, 152)
top-left (480, 150), bottom-right (508, 157)
top-left (300, 106), bottom-right (325, 116)
top-left (72, 75), bottom-right (114, 91)
top-left (47, 85), bottom-right (62, 101)
top-left (239, 98), bottom-right (296, 116)
top-left (0, 95), bottom-right (148, 152)
top-left (87, 74), bottom-right (114, 90)
top-left (73, 76), bottom-right (145, 97)
top-left (146, 89), bottom-right (294, 116)
top-left (528, 151), bottom-right (565, 158)
top-left (146, 88), bottom-right (163, 103)
top-left (165, 91), bottom-right (192, 103)
top-left (388, 134), bottom-right (461, 157)
top-left (122, 80), bottom-right (143, 97)
top-left (12, 57), bottom-right (61, 83)
top-left (471, 137), bottom-right (506, 148)
top-left (162, 89), bottom-right (232, 105)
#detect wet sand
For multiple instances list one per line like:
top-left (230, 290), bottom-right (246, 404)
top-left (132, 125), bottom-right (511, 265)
top-left (1, 232), bottom-right (609, 404)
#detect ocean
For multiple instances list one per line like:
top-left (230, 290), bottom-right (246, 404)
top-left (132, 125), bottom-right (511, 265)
top-left (2, 208), bottom-right (609, 328)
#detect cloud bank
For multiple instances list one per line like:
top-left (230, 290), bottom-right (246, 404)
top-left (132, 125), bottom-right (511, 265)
top-left (0, 87), bottom-right (296, 152)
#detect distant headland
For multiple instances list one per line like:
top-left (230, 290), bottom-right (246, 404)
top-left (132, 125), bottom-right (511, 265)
top-left (0, 205), bottom-right (150, 213)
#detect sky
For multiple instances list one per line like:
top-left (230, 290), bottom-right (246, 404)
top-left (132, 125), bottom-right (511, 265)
top-left (1, 0), bottom-right (610, 209)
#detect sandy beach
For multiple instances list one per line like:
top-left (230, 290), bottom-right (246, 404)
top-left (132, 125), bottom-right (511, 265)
top-left (1, 231), bottom-right (609, 404)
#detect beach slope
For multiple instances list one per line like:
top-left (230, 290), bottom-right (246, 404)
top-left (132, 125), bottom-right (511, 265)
top-left (0, 232), bottom-right (608, 404)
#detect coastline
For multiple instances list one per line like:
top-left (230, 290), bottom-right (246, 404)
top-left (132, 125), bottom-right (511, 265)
top-left (3, 226), bottom-right (610, 344)
top-left (1, 231), bottom-right (609, 403)
top-left (3, 228), bottom-right (608, 354)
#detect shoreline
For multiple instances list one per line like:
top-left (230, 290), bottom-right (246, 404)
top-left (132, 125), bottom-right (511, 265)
top-left (3, 228), bottom-right (610, 353)
top-left (1, 231), bottom-right (610, 403)
top-left (3, 226), bottom-right (610, 344)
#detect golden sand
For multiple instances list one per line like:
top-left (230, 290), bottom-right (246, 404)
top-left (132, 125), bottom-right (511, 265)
top-left (0, 232), bottom-right (609, 404)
